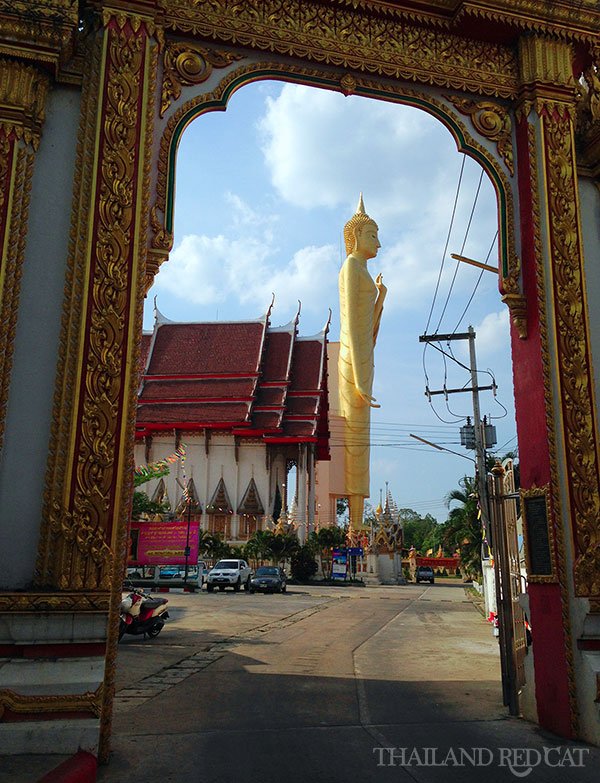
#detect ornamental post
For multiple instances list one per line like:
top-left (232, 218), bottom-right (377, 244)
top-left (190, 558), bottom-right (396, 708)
top-left (513, 34), bottom-right (600, 740)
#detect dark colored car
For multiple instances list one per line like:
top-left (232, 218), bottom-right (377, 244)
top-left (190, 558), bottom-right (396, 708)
top-left (416, 565), bottom-right (435, 584)
top-left (249, 566), bottom-right (287, 594)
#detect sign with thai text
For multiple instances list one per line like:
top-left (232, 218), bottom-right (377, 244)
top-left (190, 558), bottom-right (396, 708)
top-left (128, 521), bottom-right (199, 566)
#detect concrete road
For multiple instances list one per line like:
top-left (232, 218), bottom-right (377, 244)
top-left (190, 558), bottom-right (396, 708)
top-left (97, 580), bottom-right (599, 783)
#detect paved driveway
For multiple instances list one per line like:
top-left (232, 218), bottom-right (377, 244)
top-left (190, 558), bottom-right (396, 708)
top-left (97, 580), bottom-right (599, 783)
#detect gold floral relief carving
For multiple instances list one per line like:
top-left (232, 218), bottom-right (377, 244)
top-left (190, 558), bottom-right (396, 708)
top-left (0, 145), bottom-right (34, 453)
top-left (39, 35), bottom-right (102, 587)
top-left (0, 61), bottom-right (49, 449)
top-left (525, 117), bottom-right (579, 732)
top-left (498, 250), bottom-right (527, 339)
top-left (43, 501), bottom-right (113, 590)
top-left (150, 204), bottom-right (173, 251)
top-left (0, 59), bottom-right (49, 147)
top-left (99, 33), bottom-right (159, 764)
top-left (161, 42), bottom-right (242, 116)
top-left (541, 107), bottom-right (600, 597)
top-left (0, 1), bottom-right (78, 69)
top-left (0, 130), bottom-right (10, 218)
top-left (0, 685), bottom-right (103, 720)
top-left (0, 591), bottom-right (110, 612)
top-left (37, 21), bottom-right (150, 592)
top-left (160, 0), bottom-right (519, 98)
top-left (448, 97), bottom-right (514, 175)
top-left (519, 36), bottom-right (575, 89)
top-left (69, 25), bottom-right (144, 564)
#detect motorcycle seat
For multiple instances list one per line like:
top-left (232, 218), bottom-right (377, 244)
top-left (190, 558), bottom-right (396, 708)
top-left (142, 598), bottom-right (167, 610)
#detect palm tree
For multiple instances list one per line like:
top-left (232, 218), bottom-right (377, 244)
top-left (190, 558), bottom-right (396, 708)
top-left (244, 530), bottom-right (276, 567)
top-left (201, 533), bottom-right (231, 564)
top-left (269, 532), bottom-right (299, 568)
top-left (309, 526), bottom-right (346, 579)
top-left (443, 476), bottom-right (483, 579)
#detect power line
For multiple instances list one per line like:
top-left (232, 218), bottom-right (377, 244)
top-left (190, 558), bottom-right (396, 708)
top-left (452, 231), bottom-right (498, 334)
top-left (434, 167), bottom-right (485, 334)
top-left (423, 155), bottom-right (466, 337)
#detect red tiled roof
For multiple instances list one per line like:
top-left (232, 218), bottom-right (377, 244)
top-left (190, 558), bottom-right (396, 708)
top-left (147, 322), bottom-right (265, 376)
top-left (289, 340), bottom-right (324, 390)
top-left (140, 378), bottom-right (254, 401)
top-left (136, 313), bottom-right (328, 453)
top-left (273, 420), bottom-right (317, 437)
top-left (254, 386), bottom-right (285, 408)
top-left (252, 411), bottom-right (282, 430)
top-left (141, 333), bottom-right (152, 370)
top-left (137, 402), bottom-right (250, 424)
top-left (261, 331), bottom-right (294, 382)
top-left (284, 396), bottom-right (318, 416)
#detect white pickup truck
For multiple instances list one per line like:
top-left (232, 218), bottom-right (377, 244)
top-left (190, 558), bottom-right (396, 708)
top-left (206, 559), bottom-right (253, 592)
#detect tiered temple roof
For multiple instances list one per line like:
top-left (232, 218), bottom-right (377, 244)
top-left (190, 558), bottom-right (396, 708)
top-left (136, 306), bottom-right (330, 459)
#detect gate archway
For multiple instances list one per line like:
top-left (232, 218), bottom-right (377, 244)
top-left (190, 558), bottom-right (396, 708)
top-left (1, 0), bottom-right (599, 761)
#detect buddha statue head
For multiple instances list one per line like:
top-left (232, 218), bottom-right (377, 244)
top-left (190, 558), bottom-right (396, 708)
top-left (343, 193), bottom-right (380, 258)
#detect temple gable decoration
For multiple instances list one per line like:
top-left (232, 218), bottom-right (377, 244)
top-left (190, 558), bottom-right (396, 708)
top-left (238, 477), bottom-right (265, 516)
top-left (206, 477), bottom-right (233, 515)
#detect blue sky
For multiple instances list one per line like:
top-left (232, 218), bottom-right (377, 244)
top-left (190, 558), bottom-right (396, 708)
top-left (144, 81), bottom-right (517, 522)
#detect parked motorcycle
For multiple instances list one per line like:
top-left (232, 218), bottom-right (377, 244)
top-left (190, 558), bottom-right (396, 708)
top-left (119, 587), bottom-right (169, 641)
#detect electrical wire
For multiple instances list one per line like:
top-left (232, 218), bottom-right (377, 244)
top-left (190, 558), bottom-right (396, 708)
top-left (434, 167), bottom-right (485, 334)
top-left (423, 155), bottom-right (466, 336)
top-left (451, 230), bottom-right (498, 335)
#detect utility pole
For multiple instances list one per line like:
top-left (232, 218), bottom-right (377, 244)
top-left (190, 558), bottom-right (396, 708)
top-left (467, 325), bottom-right (492, 549)
top-left (419, 327), bottom-right (493, 546)
top-left (420, 326), bottom-right (518, 712)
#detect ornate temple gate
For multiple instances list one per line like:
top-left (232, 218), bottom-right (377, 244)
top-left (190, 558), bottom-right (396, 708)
top-left (1, 0), bottom-right (600, 762)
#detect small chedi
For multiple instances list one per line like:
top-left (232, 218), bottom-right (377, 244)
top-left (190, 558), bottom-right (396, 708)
top-left (338, 195), bottom-right (387, 530)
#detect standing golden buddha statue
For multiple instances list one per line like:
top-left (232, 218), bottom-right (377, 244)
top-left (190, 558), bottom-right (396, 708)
top-left (339, 195), bottom-right (387, 530)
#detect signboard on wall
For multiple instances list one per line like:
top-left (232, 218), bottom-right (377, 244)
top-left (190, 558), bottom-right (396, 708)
top-left (332, 548), bottom-right (347, 580)
top-left (521, 487), bottom-right (556, 582)
top-left (128, 521), bottom-right (200, 566)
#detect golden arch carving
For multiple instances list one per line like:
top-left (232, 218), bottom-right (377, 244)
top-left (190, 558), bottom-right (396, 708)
top-left (150, 60), bottom-right (526, 336)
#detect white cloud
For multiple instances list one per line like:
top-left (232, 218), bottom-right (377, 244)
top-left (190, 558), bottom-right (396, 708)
top-left (473, 308), bottom-right (511, 359)
top-left (155, 194), bottom-right (338, 323)
top-left (257, 85), bottom-right (459, 218)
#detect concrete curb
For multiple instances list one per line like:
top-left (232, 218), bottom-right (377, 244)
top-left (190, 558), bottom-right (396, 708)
top-left (37, 751), bottom-right (97, 783)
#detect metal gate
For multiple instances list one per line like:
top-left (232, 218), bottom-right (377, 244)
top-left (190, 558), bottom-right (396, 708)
top-left (488, 458), bottom-right (527, 714)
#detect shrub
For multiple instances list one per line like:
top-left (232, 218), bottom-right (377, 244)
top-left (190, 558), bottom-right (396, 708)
top-left (291, 545), bottom-right (318, 582)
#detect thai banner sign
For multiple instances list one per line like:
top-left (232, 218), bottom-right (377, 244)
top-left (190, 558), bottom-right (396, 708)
top-left (128, 521), bottom-right (199, 566)
top-left (332, 548), bottom-right (348, 580)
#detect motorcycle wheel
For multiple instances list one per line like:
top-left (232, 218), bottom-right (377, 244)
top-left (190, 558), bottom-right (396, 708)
top-left (147, 619), bottom-right (164, 639)
top-left (118, 619), bottom-right (126, 641)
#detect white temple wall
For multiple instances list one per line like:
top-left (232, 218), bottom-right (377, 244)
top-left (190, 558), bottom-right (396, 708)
top-left (0, 87), bottom-right (81, 589)
top-left (134, 434), bottom-right (272, 535)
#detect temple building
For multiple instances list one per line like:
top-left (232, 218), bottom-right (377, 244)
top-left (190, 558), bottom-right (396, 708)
top-left (135, 305), bottom-right (330, 543)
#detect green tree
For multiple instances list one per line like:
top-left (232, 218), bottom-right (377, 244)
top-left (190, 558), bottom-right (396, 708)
top-left (336, 497), bottom-right (349, 524)
top-left (442, 476), bottom-right (483, 579)
top-left (131, 491), bottom-right (169, 520)
top-left (401, 510), bottom-right (440, 553)
top-left (201, 533), bottom-right (231, 562)
top-left (309, 526), bottom-right (347, 579)
top-left (291, 545), bottom-right (318, 582)
top-left (244, 530), bottom-right (276, 567)
top-left (269, 532), bottom-right (299, 566)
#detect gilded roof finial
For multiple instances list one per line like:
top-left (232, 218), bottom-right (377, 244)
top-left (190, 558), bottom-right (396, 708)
top-left (357, 192), bottom-right (365, 214)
